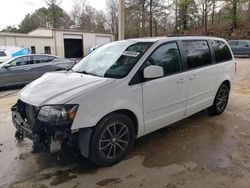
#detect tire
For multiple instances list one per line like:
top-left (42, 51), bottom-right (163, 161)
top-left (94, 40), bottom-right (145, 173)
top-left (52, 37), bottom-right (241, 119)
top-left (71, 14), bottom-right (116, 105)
top-left (89, 114), bottom-right (135, 166)
top-left (208, 84), bottom-right (229, 115)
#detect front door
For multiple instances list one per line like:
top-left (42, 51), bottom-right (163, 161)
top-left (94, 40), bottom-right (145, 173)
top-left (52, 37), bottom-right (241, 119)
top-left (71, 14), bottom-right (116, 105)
top-left (142, 42), bottom-right (188, 131)
top-left (5, 56), bottom-right (34, 85)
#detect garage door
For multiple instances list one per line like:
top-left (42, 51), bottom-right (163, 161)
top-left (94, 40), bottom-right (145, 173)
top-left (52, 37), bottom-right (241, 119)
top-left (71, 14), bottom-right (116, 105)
top-left (96, 36), bottom-right (111, 46)
top-left (64, 35), bottom-right (83, 58)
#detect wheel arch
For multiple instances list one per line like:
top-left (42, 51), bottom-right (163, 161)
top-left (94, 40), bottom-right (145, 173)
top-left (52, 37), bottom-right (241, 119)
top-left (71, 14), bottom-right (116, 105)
top-left (95, 109), bottom-right (139, 137)
top-left (78, 109), bottom-right (139, 158)
top-left (221, 80), bottom-right (231, 90)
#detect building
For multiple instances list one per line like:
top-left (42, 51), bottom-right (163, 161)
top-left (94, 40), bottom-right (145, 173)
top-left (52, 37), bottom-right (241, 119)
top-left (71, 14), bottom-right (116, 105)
top-left (0, 28), bottom-right (115, 58)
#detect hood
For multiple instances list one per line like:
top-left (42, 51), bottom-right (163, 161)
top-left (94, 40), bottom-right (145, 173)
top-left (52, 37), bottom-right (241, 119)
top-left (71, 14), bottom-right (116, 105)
top-left (18, 71), bottom-right (115, 106)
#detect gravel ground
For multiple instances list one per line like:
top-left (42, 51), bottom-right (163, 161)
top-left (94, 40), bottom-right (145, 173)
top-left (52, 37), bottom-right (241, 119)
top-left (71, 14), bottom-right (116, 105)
top-left (0, 58), bottom-right (250, 188)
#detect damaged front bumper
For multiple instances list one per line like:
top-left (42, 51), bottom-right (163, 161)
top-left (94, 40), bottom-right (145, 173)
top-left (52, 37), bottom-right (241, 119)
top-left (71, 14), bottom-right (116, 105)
top-left (11, 102), bottom-right (77, 153)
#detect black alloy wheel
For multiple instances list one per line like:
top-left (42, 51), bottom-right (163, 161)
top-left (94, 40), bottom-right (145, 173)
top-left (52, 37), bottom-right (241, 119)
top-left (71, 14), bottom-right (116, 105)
top-left (89, 114), bottom-right (135, 166)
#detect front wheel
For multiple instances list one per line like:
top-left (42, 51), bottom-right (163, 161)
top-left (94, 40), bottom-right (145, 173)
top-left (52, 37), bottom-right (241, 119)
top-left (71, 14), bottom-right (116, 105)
top-left (89, 114), bottom-right (135, 166)
top-left (208, 84), bottom-right (230, 115)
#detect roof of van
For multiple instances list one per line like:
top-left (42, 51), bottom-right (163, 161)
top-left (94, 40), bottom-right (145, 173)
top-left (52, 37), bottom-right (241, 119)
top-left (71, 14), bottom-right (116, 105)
top-left (128, 36), bottom-right (226, 43)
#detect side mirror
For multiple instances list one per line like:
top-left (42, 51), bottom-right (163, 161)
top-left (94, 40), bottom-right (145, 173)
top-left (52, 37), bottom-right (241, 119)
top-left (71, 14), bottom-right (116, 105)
top-left (143, 65), bottom-right (164, 79)
top-left (3, 64), bottom-right (12, 69)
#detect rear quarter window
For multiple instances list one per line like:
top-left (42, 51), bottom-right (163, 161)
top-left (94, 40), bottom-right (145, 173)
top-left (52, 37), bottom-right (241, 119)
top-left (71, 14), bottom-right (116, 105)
top-left (212, 40), bottom-right (232, 63)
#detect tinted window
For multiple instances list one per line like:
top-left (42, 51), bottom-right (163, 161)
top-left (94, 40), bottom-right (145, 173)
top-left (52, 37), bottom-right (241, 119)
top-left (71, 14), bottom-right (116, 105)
top-left (212, 40), bottom-right (232, 63)
top-left (148, 43), bottom-right (181, 76)
top-left (239, 41), bottom-right (249, 47)
top-left (0, 51), bottom-right (7, 57)
top-left (33, 55), bottom-right (55, 64)
top-left (10, 56), bottom-right (32, 66)
top-left (183, 40), bottom-right (211, 69)
top-left (228, 41), bottom-right (239, 46)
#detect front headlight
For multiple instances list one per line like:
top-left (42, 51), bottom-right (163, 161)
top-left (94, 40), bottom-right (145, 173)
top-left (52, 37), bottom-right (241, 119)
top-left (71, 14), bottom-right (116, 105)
top-left (37, 104), bottom-right (79, 125)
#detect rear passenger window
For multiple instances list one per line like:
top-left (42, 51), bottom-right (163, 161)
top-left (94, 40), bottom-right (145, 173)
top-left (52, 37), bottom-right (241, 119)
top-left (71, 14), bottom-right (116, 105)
top-left (183, 40), bottom-right (211, 69)
top-left (212, 40), bottom-right (232, 63)
top-left (148, 43), bottom-right (181, 76)
top-left (33, 56), bottom-right (55, 64)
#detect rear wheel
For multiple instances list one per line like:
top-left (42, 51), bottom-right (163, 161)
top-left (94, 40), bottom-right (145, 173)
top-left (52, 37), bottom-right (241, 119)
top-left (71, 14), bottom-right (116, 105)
top-left (89, 114), bottom-right (135, 166)
top-left (208, 84), bottom-right (229, 115)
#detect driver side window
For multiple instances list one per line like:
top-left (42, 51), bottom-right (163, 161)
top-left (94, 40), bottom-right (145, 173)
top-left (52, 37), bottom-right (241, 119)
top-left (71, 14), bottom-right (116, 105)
top-left (10, 56), bottom-right (32, 67)
top-left (148, 43), bottom-right (182, 76)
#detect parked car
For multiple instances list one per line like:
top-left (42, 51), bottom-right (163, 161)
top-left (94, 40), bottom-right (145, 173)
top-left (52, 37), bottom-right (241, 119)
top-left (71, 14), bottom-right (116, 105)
top-left (0, 54), bottom-right (75, 87)
top-left (12, 36), bottom-right (235, 166)
top-left (0, 50), bottom-right (12, 63)
top-left (228, 39), bottom-right (250, 56)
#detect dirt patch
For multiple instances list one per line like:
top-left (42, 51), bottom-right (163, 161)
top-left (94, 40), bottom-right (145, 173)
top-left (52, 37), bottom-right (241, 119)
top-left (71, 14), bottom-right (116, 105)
top-left (96, 178), bottom-right (122, 186)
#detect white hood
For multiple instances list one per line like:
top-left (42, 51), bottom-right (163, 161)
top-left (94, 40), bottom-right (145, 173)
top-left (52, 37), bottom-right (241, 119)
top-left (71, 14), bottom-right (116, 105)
top-left (18, 71), bottom-right (115, 106)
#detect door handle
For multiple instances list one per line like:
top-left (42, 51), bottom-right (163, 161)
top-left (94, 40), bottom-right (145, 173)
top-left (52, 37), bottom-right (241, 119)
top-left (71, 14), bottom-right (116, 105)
top-left (177, 78), bottom-right (186, 84)
top-left (190, 75), bottom-right (197, 80)
top-left (24, 68), bottom-right (31, 71)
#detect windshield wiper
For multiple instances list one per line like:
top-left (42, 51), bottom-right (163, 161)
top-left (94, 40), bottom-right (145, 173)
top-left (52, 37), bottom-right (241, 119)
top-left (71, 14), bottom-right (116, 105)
top-left (73, 70), bottom-right (103, 77)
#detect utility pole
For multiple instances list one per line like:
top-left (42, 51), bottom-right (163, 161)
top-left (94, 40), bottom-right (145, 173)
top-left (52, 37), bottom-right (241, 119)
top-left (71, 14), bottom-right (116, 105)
top-left (118, 0), bottom-right (125, 40)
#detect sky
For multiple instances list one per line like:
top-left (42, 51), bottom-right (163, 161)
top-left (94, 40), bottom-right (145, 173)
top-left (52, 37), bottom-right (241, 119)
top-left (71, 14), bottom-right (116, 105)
top-left (0, 0), bottom-right (106, 30)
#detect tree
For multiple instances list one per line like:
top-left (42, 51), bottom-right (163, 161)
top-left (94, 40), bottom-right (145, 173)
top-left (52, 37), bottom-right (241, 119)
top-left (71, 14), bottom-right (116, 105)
top-left (45, 0), bottom-right (65, 28)
top-left (106, 0), bottom-right (119, 38)
top-left (18, 12), bottom-right (46, 33)
top-left (1, 25), bottom-right (18, 33)
top-left (224, 0), bottom-right (241, 29)
top-left (177, 0), bottom-right (198, 31)
top-left (211, 0), bottom-right (217, 25)
top-left (95, 10), bottom-right (107, 33)
top-left (149, 0), bottom-right (153, 36)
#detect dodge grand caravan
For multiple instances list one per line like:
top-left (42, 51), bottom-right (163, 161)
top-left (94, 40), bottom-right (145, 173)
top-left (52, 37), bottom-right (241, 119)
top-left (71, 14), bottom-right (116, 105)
top-left (12, 36), bottom-right (235, 166)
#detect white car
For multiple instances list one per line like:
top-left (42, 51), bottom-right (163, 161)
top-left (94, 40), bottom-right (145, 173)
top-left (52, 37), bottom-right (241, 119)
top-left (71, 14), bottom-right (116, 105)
top-left (0, 50), bottom-right (12, 63)
top-left (12, 36), bottom-right (235, 166)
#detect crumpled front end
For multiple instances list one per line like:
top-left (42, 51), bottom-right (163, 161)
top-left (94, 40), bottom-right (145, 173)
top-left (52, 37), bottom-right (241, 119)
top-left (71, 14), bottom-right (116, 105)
top-left (11, 100), bottom-right (78, 153)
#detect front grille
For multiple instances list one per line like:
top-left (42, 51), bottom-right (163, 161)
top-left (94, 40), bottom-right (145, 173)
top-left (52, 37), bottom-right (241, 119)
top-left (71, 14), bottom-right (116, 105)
top-left (17, 100), bottom-right (39, 129)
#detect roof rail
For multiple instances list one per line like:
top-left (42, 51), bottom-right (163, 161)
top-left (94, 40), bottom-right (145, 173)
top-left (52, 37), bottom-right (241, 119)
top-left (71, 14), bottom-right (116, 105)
top-left (167, 34), bottom-right (206, 37)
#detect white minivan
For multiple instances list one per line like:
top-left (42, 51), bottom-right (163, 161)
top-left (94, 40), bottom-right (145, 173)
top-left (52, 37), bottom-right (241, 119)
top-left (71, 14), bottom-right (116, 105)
top-left (12, 36), bottom-right (235, 166)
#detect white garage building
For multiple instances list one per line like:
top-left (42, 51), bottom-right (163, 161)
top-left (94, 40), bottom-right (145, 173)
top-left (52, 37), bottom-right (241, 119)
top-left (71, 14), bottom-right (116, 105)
top-left (0, 28), bottom-right (115, 58)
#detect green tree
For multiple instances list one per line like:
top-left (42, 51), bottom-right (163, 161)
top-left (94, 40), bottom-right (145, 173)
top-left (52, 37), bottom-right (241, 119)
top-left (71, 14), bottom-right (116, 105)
top-left (177, 0), bottom-right (198, 31)
top-left (18, 12), bottom-right (47, 33)
top-left (45, 0), bottom-right (65, 28)
top-left (1, 25), bottom-right (18, 33)
top-left (224, 0), bottom-right (241, 29)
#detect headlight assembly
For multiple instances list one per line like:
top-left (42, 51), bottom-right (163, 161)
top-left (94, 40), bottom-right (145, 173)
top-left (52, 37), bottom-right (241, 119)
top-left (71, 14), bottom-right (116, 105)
top-left (37, 104), bottom-right (79, 125)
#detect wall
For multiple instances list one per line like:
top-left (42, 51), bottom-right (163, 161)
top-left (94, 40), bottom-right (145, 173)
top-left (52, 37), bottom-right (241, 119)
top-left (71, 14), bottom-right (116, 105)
top-left (0, 35), bottom-right (55, 55)
top-left (54, 30), bottom-right (115, 57)
top-left (28, 28), bottom-right (53, 37)
top-left (0, 29), bottom-right (115, 58)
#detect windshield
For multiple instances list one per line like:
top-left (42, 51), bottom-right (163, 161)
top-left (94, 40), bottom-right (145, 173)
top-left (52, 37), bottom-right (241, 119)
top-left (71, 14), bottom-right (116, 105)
top-left (72, 41), bottom-right (153, 78)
